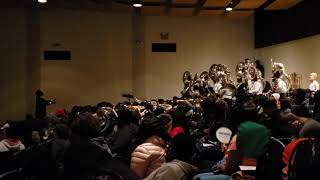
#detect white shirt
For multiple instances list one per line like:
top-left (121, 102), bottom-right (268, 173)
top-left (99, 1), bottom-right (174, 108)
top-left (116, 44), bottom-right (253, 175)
top-left (248, 80), bottom-right (263, 95)
top-left (213, 83), bottom-right (222, 94)
top-left (275, 79), bottom-right (287, 94)
top-left (309, 80), bottom-right (320, 92)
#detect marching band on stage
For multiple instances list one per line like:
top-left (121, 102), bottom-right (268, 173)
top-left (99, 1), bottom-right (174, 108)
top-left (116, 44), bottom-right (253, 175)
top-left (180, 59), bottom-right (318, 103)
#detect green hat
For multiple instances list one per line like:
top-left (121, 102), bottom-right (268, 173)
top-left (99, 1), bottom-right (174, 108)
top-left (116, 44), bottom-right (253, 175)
top-left (237, 121), bottom-right (270, 158)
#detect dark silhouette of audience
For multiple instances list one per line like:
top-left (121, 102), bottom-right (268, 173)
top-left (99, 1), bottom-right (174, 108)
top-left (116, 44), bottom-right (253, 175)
top-left (1, 89), bottom-right (320, 180)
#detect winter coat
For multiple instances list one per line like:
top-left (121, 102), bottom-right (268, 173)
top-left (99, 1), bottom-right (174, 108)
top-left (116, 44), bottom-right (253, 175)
top-left (0, 139), bottom-right (25, 152)
top-left (144, 159), bottom-right (198, 180)
top-left (130, 135), bottom-right (167, 178)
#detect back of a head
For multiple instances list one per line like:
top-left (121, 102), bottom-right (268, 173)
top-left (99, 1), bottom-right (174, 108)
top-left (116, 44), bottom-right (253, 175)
top-left (262, 99), bottom-right (277, 113)
top-left (170, 133), bottom-right (196, 162)
top-left (55, 123), bottom-right (70, 140)
top-left (138, 116), bottom-right (166, 143)
top-left (158, 99), bottom-right (165, 104)
top-left (35, 89), bottom-right (44, 97)
top-left (237, 121), bottom-right (270, 158)
top-left (288, 138), bottom-right (320, 180)
top-left (71, 112), bottom-right (101, 138)
top-left (154, 107), bottom-right (165, 117)
top-left (280, 98), bottom-right (292, 111)
top-left (144, 102), bottom-right (154, 111)
top-left (295, 89), bottom-right (306, 102)
top-left (118, 109), bottom-right (133, 125)
top-left (158, 113), bottom-right (173, 126)
top-left (96, 102), bottom-right (113, 108)
top-left (169, 110), bottom-right (187, 128)
top-left (256, 95), bottom-right (268, 106)
top-left (5, 122), bottom-right (21, 139)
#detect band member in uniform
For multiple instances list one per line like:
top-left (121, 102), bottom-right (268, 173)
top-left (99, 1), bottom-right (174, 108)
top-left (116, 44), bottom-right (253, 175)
top-left (273, 71), bottom-right (288, 94)
top-left (248, 70), bottom-right (264, 95)
top-left (309, 72), bottom-right (320, 92)
top-left (271, 60), bottom-right (289, 99)
top-left (213, 78), bottom-right (223, 94)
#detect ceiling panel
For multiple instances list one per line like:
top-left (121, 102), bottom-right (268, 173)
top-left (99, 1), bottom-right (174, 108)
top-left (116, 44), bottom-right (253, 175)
top-left (235, 0), bottom-right (267, 9)
top-left (226, 10), bottom-right (254, 19)
top-left (111, 2), bottom-right (133, 13)
top-left (170, 7), bottom-right (194, 16)
top-left (141, 6), bottom-right (165, 15)
top-left (142, 0), bottom-right (166, 2)
top-left (198, 9), bottom-right (224, 16)
top-left (204, 0), bottom-right (229, 7)
top-left (173, 0), bottom-right (198, 4)
top-left (265, 0), bottom-right (303, 10)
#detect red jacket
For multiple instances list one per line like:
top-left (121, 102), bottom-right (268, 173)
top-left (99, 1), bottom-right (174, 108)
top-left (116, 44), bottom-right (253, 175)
top-left (170, 126), bottom-right (184, 138)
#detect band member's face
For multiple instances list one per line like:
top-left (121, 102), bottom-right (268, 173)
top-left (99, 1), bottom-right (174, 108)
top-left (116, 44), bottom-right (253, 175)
top-left (309, 73), bottom-right (317, 81)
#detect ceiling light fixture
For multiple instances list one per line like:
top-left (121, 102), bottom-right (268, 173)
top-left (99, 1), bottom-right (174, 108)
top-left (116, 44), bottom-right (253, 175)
top-left (38, 0), bottom-right (47, 3)
top-left (133, 0), bottom-right (143, 8)
top-left (226, 1), bottom-right (233, 12)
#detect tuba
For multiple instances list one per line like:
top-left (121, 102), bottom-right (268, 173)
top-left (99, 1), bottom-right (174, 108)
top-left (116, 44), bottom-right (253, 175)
top-left (235, 59), bottom-right (265, 93)
top-left (210, 64), bottom-right (236, 97)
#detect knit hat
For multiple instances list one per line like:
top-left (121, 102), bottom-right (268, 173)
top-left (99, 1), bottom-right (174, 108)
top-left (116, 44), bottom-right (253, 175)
top-left (237, 121), bottom-right (270, 158)
top-left (55, 108), bottom-right (68, 118)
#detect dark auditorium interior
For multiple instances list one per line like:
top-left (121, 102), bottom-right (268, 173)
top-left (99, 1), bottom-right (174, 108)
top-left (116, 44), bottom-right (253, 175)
top-left (1, 0), bottom-right (320, 180)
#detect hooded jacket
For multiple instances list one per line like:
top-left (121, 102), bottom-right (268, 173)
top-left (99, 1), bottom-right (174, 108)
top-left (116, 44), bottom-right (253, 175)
top-left (144, 159), bottom-right (198, 180)
top-left (237, 121), bottom-right (270, 159)
top-left (0, 139), bottom-right (25, 152)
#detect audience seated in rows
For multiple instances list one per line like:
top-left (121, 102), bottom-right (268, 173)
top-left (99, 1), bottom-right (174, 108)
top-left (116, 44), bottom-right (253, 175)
top-left (1, 89), bottom-right (320, 180)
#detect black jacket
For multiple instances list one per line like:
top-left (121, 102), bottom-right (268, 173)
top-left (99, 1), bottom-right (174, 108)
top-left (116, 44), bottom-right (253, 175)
top-left (63, 135), bottom-right (141, 180)
top-left (35, 96), bottom-right (51, 119)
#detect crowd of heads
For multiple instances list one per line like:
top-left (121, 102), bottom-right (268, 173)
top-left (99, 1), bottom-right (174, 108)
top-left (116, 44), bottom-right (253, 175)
top-left (1, 88), bottom-right (320, 180)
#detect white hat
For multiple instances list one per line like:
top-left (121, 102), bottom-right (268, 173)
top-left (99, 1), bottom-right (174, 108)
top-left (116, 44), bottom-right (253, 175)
top-left (272, 93), bottom-right (280, 101)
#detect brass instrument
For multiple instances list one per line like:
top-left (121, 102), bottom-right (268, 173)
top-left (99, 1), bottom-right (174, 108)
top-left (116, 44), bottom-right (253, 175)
top-left (235, 59), bottom-right (264, 92)
top-left (210, 64), bottom-right (236, 97)
top-left (200, 71), bottom-right (210, 83)
top-left (209, 64), bottom-right (233, 84)
top-left (290, 73), bottom-right (302, 90)
top-left (181, 63), bottom-right (237, 99)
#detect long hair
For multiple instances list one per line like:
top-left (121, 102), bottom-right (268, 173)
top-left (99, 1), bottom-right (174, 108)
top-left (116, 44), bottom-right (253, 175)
top-left (288, 138), bottom-right (320, 180)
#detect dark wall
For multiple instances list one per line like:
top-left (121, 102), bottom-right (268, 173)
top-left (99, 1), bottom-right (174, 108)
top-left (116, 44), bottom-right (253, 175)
top-left (255, 1), bottom-right (320, 48)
